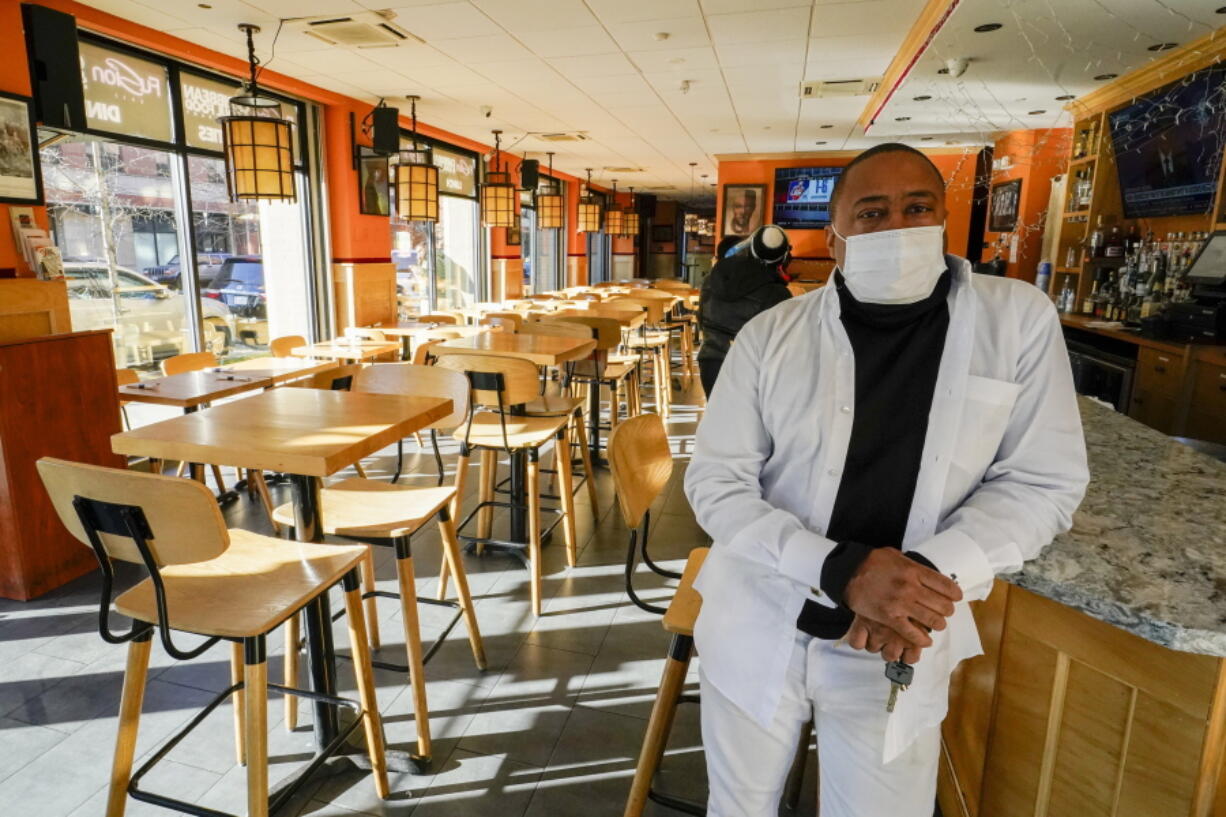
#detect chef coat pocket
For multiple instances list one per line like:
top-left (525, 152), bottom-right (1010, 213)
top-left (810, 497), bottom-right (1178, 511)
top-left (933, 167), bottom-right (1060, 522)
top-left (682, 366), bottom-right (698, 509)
top-left (952, 376), bottom-right (1021, 477)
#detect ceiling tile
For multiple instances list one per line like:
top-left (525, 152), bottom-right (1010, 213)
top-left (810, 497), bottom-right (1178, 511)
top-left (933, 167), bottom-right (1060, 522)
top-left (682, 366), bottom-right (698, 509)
top-left (515, 26), bottom-right (620, 58)
top-left (809, 0), bottom-right (922, 38)
top-left (243, 0), bottom-right (366, 15)
top-left (547, 53), bottom-right (639, 78)
top-left (385, 3), bottom-right (502, 41)
top-left (586, 0), bottom-right (703, 24)
top-left (707, 7), bottom-right (812, 46)
top-left (430, 33), bottom-right (536, 63)
top-left (472, 0), bottom-right (600, 32)
top-left (716, 39), bottom-right (807, 68)
top-left (606, 17), bottom-right (711, 52)
top-left (627, 46), bottom-right (721, 74)
top-left (700, 0), bottom-right (811, 13)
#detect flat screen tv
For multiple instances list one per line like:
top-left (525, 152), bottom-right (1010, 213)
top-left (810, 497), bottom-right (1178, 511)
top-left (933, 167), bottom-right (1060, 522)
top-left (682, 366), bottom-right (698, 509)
top-left (1108, 63), bottom-right (1226, 219)
top-left (772, 166), bottom-right (842, 229)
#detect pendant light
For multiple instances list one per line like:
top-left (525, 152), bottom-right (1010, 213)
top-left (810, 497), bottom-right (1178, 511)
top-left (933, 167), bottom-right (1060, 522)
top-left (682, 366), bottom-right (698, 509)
top-left (624, 186), bottom-right (640, 237)
top-left (536, 151), bottom-right (563, 229)
top-left (396, 95), bottom-right (438, 223)
top-left (604, 178), bottom-right (625, 237)
top-left (577, 168), bottom-right (602, 232)
top-left (684, 162), bottom-right (698, 233)
top-left (481, 129), bottom-right (516, 227)
top-left (220, 24), bottom-right (296, 202)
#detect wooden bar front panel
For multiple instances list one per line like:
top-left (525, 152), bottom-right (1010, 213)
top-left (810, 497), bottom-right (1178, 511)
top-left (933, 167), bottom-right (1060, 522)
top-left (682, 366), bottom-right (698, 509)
top-left (0, 331), bottom-right (124, 600)
top-left (941, 583), bottom-right (1225, 817)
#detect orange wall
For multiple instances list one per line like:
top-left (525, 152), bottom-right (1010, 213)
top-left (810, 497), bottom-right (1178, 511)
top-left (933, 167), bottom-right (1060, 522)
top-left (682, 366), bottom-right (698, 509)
top-left (717, 150), bottom-right (980, 262)
top-left (982, 128), bottom-right (1071, 282)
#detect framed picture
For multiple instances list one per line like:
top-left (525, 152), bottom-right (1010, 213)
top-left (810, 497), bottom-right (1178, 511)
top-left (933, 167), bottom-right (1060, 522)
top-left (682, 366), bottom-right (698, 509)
top-left (0, 93), bottom-right (43, 205)
top-left (721, 184), bottom-right (766, 237)
top-left (506, 224), bottom-right (522, 246)
top-left (651, 224), bottom-right (675, 243)
top-left (988, 178), bottom-right (1022, 232)
top-left (358, 150), bottom-right (390, 216)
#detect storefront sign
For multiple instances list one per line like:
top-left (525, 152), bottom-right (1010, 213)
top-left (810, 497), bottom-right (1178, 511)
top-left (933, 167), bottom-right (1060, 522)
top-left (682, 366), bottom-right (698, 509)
top-left (434, 145), bottom-right (477, 198)
top-left (181, 73), bottom-right (236, 150)
top-left (79, 42), bottom-right (172, 142)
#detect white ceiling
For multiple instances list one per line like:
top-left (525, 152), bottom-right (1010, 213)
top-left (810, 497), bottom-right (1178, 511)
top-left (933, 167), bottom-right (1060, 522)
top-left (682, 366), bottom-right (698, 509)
top-left (75, 0), bottom-right (1225, 201)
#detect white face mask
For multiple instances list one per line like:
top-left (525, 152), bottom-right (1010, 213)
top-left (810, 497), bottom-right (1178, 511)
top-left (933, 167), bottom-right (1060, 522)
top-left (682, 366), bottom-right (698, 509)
top-left (830, 224), bottom-right (947, 305)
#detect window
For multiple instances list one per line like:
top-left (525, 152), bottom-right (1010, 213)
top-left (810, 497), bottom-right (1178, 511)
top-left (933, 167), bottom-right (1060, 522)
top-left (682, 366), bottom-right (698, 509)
top-left (436, 196), bottom-right (479, 310)
top-left (79, 41), bottom-right (174, 142)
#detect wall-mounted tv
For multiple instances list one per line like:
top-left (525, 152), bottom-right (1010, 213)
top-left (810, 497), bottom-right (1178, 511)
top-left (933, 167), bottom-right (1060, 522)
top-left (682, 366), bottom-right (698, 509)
top-left (1108, 64), bottom-right (1226, 219)
top-left (772, 166), bottom-right (843, 229)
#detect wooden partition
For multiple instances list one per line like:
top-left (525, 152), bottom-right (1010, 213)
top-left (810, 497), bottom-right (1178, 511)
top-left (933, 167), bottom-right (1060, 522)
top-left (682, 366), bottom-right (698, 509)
top-left (0, 279), bottom-right (71, 343)
top-left (332, 262), bottom-right (397, 332)
top-left (0, 330), bottom-right (123, 600)
top-left (940, 581), bottom-right (1225, 817)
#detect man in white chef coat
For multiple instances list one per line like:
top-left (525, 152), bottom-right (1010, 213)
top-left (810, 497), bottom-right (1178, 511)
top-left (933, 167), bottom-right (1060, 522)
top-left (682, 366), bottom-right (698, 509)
top-left (684, 143), bottom-right (1089, 816)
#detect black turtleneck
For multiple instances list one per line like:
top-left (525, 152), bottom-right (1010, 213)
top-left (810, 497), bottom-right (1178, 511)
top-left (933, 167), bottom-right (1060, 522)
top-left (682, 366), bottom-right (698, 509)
top-left (796, 269), bottom-right (952, 640)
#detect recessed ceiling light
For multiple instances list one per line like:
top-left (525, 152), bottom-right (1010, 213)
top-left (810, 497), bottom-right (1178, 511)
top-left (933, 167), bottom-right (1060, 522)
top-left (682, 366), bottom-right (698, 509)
top-left (1148, 42), bottom-right (1177, 52)
top-left (1055, 94), bottom-right (1075, 101)
top-left (1028, 109), bottom-right (1047, 115)
top-left (974, 23), bottom-right (1003, 33)
top-left (1094, 73), bottom-right (1118, 81)
top-left (913, 95), bottom-right (932, 101)
top-left (895, 116), bottom-right (910, 121)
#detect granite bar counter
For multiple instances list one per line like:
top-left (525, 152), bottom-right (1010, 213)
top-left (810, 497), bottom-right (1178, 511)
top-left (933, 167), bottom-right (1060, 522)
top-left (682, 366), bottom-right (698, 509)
top-left (939, 397), bottom-right (1226, 817)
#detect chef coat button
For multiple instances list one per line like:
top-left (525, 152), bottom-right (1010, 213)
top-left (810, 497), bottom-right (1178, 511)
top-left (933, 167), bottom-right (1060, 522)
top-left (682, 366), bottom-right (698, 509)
top-left (810, 587), bottom-right (823, 598)
top-left (840, 405), bottom-right (851, 414)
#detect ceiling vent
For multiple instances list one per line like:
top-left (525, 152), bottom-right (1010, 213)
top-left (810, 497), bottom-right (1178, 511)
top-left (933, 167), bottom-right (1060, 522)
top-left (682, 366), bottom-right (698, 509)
top-left (537, 132), bottom-right (590, 142)
top-left (603, 166), bottom-right (644, 173)
top-left (800, 78), bottom-right (881, 98)
top-left (294, 11), bottom-right (421, 48)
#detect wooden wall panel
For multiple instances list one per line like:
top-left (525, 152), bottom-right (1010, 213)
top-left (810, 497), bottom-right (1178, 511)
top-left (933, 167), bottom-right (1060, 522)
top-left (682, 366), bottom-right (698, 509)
top-left (1117, 694), bottom-right (1203, 817)
top-left (1048, 662), bottom-right (1132, 815)
top-left (0, 280), bottom-right (71, 343)
top-left (332, 262), bottom-right (397, 332)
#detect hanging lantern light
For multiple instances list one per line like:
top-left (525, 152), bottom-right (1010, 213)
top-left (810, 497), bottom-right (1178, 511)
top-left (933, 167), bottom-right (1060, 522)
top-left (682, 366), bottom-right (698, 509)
top-left (577, 168), bottom-right (602, 232)
top-left (536, 151), bottom-right (563, 229)
top-left (395, 95), bottom-right (438, 223)
top-left (220, 24), bottom-right (296, 202)
top-left (604, 178), bottom-right (625, 237)
top-left (624, 186), bottom-right (640, 237)
top-left (481, 129), bottom-right (516, 227)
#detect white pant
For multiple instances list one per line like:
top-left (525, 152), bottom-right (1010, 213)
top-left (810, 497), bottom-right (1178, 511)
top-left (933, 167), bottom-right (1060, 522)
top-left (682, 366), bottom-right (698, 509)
top-left (700, 634), bottom-right (940, 817)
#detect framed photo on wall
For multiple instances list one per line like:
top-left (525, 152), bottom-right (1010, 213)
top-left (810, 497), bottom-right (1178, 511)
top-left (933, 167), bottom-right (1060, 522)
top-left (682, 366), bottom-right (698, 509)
top-left (988, 178), bottom-right (1022, 232)
top-left (651, 224), bottom-right (675, 243)
top-left (506, 224), bottom-right (522, 246)
top-left (358, 150), bottom-right (390, 216)
top-left (0, 92), bottom-right (43, 205)
top-left (721, 184), bottom-right (766, 237)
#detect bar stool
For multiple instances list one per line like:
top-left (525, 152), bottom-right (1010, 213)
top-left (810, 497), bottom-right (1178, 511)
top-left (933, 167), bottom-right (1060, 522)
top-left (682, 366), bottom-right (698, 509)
top-left (37, 457), bottom-right (388, 817)
top-left (611, 298), bottom-right (672, 418)
top-left (608, 413), bottom-right (684, 614)
top-left (272, 366), bottom-right (486, 757)
top-left (435, 352), bottom-right (579, 616)
top-left (269, 335), bottom-right (306, 357)
top-left (546, 315), bottom-right (641, 436)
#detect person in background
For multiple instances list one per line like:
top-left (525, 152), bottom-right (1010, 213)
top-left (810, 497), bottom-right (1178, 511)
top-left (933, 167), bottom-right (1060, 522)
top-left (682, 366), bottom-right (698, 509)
top-left (697, 225), bottom-right (793, 397)
top-left (686, 143), bottom-right (1088, 816)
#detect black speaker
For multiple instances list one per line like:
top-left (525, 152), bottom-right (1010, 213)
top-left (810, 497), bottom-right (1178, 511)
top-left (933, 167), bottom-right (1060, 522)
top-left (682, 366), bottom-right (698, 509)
top-left (22, 4), bottom-right (86, 131)
top-left (520, 159), bottom-right (539, 190)
top-left (371, 105), bottom-right (400, 155)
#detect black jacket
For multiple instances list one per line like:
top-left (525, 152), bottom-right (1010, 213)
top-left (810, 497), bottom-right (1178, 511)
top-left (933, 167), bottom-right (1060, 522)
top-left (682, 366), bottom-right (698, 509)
top-left (697, 255), bottom-right (792, 363)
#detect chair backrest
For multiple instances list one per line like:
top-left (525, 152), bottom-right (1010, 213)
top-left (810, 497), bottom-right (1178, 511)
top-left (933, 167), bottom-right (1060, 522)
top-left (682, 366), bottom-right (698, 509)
top-left (269, 335), bottom-right (306, 358)
top-left (518, 320), bottom-right (593, 342)
top-left (411, 330), bottom-right (461, 366)
top-left (608, 413), bottom-right (673, 528)
top-left (345, 326), bottom-right (388, 342)
top-left (161, 351), bottom-right (218, 376)
top-left (652, 279), bottom-right (689, 291)
top-left (116, 368), bottom-right (140, 388)
top-left (572, 292), bottom-right (602, 301)
top-left (37, 457), bottom-right (229, 567)
top-left (612, 296), bottom-right (666, 323)
top-left (480, 312), bottom-right (523, 332)
top-left (543, 315), bottom-right (620, 350)
top-left (353, 362), bottom-right (470, 430)
top-left (435, 353), bottom-right (541, 408)
top-left (293, 362), bottom-right (365, 390)
top-left (417, 313), bottom-right (459, 325)
top-left (593, 281), bottom-right (621, 289)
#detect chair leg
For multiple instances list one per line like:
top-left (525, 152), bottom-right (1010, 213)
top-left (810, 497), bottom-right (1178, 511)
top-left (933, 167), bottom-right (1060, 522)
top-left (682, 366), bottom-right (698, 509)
top-left (609, 380), bottom-right (620, 434)
top-left (230, 642), bottom-right (247, 766)
top-left (251, 471), bottom-right (280, 535)
top-left (174, 460), bottom-right (187, 479)
top-left (555, 428), bottom-right (578, 569)
top-left (210, 464), bottom-right (228, 494)
top-left (438, 511), bottom-right (486, 670)
top-left (392, 545), bottom-right (432, 761)
top-left (527, 451), bottom-right (543, 617)
top-left (361, 548), bottom-right (382, 651)
top-left (623, 636), bottom-right (692, 817)
top-left (354, 461), bottom-right (368, 479)
top-left (477, 448), bottom-right (496, 545)
top-left (572, 412), bottom-right (598, 509)
top-left (243, 637), bottom-right (269, 817)
top-left (283, 613), bottom-right (299, 731)
top-left (342, 576), bottom-right (391, 799)
top-left (106, 631), bottom-right (152, 817)
top-left (439, 448), bottom-right (470, 602)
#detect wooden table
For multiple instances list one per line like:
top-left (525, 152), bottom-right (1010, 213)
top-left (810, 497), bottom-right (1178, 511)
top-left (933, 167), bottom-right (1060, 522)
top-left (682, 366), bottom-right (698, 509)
top-left (435, 332), bottom-right (595, 367)
top-left (376, 322), bottom-right (486, 360)
top-left (291, 339), bottom-right (401, 362)
top-left (552, 307), bottom-right (647, 330)
top-left (218, 356), bottom-right (339, 384)
top-left (112, 388), bottom-right (451, 769)
top-left (118, 370), bottom-right (274, 409)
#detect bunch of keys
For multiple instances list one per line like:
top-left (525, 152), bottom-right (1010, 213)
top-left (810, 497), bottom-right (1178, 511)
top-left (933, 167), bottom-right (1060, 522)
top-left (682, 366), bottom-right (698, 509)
top-left (885, 660), bottom-right (914, 713)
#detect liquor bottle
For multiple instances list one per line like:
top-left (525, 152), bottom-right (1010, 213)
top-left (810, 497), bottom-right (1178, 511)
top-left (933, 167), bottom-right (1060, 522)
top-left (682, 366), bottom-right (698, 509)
top-left (1126, 222), bottom-right (1141, 255)
top-left (1104, 224), bottom-right (1124, 258)
top-left (1088, 217), bottom-right (1105, 259)
top-left (1073, 130), bottom-right (1086, 159)
top-left (1064, 242), bottom-right (1077, 269)
top-left (1057, 278), bottom-right (1074, 313)
top-left (1082, 272), bottom-right (1098, 315)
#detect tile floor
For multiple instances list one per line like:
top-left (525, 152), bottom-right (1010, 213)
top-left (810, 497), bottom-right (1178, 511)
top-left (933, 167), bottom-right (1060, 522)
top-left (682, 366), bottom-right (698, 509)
top-left (0, 380), bottom-right (821, 816)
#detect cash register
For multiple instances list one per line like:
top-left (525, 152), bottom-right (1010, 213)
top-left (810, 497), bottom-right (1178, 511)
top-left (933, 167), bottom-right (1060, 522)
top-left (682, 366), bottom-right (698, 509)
top-left (1166, 230), bottom-right (1226, 343)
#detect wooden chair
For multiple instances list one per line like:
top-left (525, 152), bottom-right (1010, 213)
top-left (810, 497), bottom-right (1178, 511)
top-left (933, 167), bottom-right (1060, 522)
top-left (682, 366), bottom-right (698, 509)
top-left (417, 313), bottom-right (459, 325)
top-left (608, 413), bottom-right (685, 614)
top-left (435, 352), bottom-right (579, 616)
top-left (344, 328), bottom-right (397, 361)
top-left (479, 312), bottom-right (523, 332)
top-left (272, 364), bottom-right (486, 751)
top-left (612, 298), bottom-right (673, 418)
top-left (269, 335), bottom-right (306, 358)
top-left (116, 368), bottom-right (139, 431)
top-left (289, 363), bottom-right (370, 480)
top-left (411, 331), bottom-right (461, 367)
top-left (624, 548), bottom-right (707, 817)
top-left (37, 457), bottom-right (388, 817)
top-left (546, 315), bottom-right (641, 427)
top-left (160, 351), bottom-right (218, 376)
